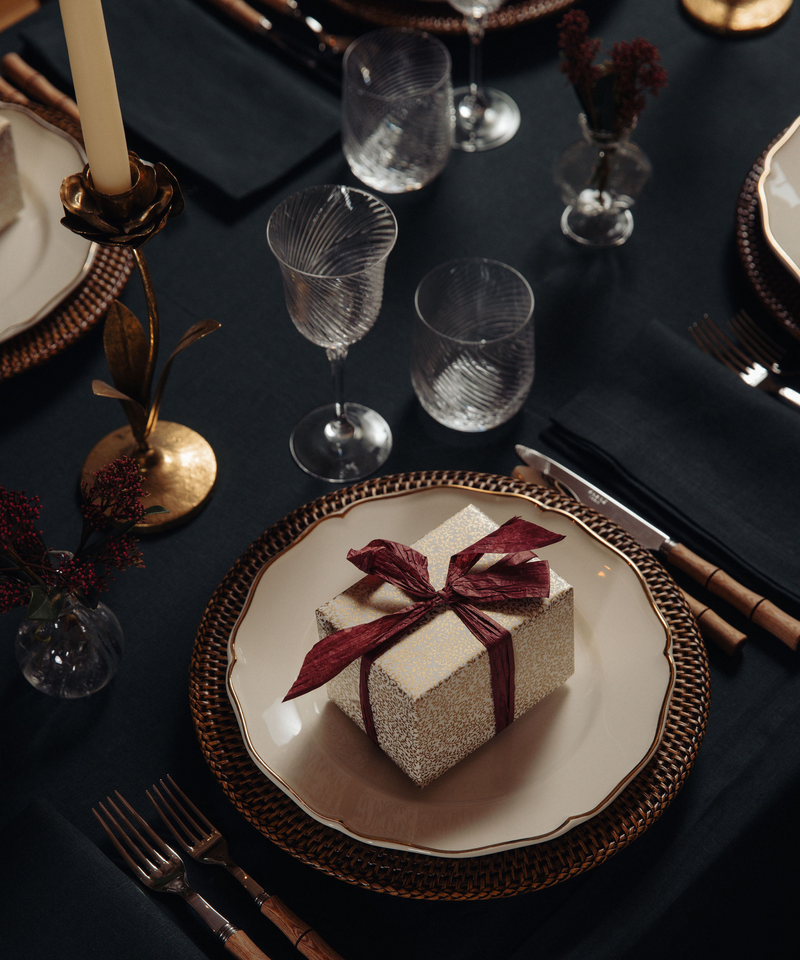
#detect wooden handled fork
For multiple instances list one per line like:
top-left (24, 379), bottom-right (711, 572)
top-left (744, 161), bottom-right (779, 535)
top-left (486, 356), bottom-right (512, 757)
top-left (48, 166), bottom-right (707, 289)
top-left (149, 776), bottom-right (345, 960)
top-left (94, 792), bottom-right (272, 960)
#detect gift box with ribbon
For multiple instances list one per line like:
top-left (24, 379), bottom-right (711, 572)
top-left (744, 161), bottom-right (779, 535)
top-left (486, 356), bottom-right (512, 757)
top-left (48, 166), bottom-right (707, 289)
top-left (285, 504), bottom-right (574, 787)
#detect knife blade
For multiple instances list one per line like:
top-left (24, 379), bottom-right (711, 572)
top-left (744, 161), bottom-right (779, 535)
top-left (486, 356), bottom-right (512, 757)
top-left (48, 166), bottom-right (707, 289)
top-left (514, 445), bottom-right (800, 653)
top-left (510, 451), bottom-right (745, 655)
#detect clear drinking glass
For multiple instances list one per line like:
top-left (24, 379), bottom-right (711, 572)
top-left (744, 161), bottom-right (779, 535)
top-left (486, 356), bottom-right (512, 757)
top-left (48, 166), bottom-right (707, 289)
top-left (447, 1), bottom-right (520, 152)
top-left (411, 258), bottom-right (534, 431)
top-left (267, 185), bottom-right (398, 481)
top-left (342, 28), bottom-right (454, 194)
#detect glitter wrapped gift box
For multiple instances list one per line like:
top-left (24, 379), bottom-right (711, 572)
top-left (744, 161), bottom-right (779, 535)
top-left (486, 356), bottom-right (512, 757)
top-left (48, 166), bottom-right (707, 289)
top-left (316, 504), bottom-right (574, 787)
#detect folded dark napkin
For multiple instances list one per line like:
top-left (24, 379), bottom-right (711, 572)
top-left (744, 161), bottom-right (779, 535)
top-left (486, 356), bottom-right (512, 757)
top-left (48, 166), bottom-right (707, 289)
top-left (1, 799), bottom-right (207, 959)
top-left (544, 320), bottom-right (800, 609)
top-left (21, 0), bottom-right (340, 199)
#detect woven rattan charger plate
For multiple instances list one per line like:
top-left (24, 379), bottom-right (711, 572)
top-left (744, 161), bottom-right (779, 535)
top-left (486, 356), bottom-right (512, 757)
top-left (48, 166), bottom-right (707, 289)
top-left (189, 471), bottom-right (709, 899)
top-left (0, 99), bottom-right (134, 381)
top-left (736, 126), bottom-right (800, 342)
top-left (323, 0), bottom-right (577, 33)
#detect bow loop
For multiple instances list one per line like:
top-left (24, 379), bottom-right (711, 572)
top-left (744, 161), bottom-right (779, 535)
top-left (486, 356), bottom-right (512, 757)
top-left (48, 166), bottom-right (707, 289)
top-left (347, 538), bottom-right (437, 599)
top-left (284, 513), bottom-right (565, 746)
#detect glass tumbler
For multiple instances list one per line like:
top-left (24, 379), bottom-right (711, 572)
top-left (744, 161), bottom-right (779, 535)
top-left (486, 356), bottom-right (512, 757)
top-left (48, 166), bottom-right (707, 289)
top-left (342, 28), bottom-right (454, 194)
top-left (411, 258), bottom-right (534, 431)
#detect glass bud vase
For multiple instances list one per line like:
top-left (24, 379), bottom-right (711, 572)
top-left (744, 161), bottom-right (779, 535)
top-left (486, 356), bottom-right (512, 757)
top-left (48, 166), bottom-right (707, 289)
top-left (15, 593), bottom-right (124, 699)
top-left (554, 114), bottom-right (652, 247)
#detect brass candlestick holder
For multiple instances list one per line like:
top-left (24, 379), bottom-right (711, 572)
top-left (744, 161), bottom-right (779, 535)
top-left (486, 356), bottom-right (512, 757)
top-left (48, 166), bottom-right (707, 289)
top-left (682, 0), bottom-right (792, 34)
top-left (61, 154), bottom-right (220, 532)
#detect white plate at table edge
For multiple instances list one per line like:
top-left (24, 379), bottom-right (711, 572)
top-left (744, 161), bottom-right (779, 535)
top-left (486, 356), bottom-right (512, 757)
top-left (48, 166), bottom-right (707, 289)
top-left (758, 113), bottom-right (800, 285)
top-left (226, 485), bottom-right (675, 859)
top-left (0, 103), bottom-right (96, 343)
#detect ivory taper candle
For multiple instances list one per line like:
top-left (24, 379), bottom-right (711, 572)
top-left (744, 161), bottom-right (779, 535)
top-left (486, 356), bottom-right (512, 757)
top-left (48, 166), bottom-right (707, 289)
top-left (58, 0), bottom-right (131, 195)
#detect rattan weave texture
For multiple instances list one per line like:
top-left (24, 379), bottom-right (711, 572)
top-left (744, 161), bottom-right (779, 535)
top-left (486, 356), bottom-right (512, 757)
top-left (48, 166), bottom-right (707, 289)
top-left (324, 0), bottom-right (576, 33)
top-left (736, 128), bottom-right (800, 341)
top-left (189, 471), bottom-right (710, 899)
top-left (0, 99), bottom-right (134, 381)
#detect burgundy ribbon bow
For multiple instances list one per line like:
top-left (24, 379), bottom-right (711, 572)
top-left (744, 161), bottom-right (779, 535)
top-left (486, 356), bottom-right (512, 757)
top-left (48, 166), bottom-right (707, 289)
top-left (284, 516), bottom-right (565, 744)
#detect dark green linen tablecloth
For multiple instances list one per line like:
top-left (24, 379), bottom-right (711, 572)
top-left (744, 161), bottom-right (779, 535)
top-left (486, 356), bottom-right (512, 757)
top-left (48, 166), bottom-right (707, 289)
top-left (2, 1), bottom-right (800, 958)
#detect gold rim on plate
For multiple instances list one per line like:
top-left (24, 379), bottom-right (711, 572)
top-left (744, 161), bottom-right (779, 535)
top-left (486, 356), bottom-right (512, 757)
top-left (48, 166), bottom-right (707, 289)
top-left (189, 471), bottom-right (710, 899)
top-left (736, 126), bottom-right (800, 342)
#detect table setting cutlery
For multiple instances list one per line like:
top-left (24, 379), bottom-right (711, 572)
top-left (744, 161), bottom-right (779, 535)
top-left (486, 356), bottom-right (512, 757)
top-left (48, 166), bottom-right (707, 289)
top-left (542, 320), bottom-right (800, 647)
top-left (204, 0), bottom-right (343, 90)
top-left (0, 69), bottom-right (29, 106)
top-left (513, 447), bottom-right (749, 655)
top-left (255, 0), bottom-right (353, 54)
top-left (1, 50), bottom-right (78, 119)
top-left (149, 777), bottom-right (344, 960)
top-left (94, 793), bottom-right (274, 960)
top-left (689, 313), bottom-right (800, 410)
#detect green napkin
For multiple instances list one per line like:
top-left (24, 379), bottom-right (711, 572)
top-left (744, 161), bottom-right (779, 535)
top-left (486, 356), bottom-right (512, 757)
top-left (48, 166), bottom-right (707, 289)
top-left (21, 0), bottom-right (341, 199)
top-left (545, 320), bottom-right (800, 609)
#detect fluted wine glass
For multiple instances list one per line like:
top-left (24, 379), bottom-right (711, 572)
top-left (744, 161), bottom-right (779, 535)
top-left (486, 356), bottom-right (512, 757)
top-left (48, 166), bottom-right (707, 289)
top-left (447, 1), bottom-right (520, 151)
top-left (267, 184), bottom-right (398, 482)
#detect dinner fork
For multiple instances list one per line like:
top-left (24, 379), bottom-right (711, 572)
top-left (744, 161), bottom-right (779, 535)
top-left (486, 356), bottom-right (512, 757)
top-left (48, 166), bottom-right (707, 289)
top-left (94, 793), bottom-right (272, 960)
top-left (689, 315), bottom-right (800, 410)
top-left (149, 777), bottom-right (344, 960)
top-left (729, 309), bottom-right (799, 377)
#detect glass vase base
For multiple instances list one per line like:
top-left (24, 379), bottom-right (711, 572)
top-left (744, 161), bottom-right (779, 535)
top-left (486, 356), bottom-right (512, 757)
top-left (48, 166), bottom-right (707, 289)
top-left (561, 206), bottom-right (634, 248)
top-left (15, 599), bottom-right (124, 699)
top-left (452, 87), bottom-right (520, 152)
top-left (290, 403), bottom-right (392, 483)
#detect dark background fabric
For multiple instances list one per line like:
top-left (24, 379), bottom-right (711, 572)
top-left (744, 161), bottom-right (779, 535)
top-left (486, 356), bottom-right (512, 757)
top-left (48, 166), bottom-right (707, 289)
top-left (2, 1), bottom-right (800, 958)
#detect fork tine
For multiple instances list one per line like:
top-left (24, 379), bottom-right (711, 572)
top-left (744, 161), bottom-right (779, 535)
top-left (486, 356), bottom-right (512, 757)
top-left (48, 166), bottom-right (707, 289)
top-left (703, 316), bottom-right (754, 370)
top-left (113, 791), bottom-right (179, 862)
top-left (690, 318), bottom-right (747, 374)
top-left (147, 783), bottom-right (193, 850)
top-left (148, 777), bottom-right (212, 848)
top-left (93, 801), bottom-right (151, 883)
top-left (731, 310), bottom-right (786, 365)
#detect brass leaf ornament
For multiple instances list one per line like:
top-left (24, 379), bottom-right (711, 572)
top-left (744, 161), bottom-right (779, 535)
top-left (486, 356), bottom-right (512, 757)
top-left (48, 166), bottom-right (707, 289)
top-left (63, 155), bottom-right (219, 531)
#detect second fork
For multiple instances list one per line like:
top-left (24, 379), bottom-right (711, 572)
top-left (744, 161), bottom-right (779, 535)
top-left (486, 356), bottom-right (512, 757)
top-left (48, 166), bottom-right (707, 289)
top-left (94, 793), bottom-right (272, 960)
top-left (689, 314), bottom-right (800, 410)
top-left (150, 777), bottom-right (344, 960)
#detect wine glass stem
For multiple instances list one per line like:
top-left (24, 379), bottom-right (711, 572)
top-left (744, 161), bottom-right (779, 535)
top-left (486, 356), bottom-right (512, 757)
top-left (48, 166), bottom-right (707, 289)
top-left (325, 346), bottom-right (355, 444)
top-left (468, 14), bottom-right (488, 101)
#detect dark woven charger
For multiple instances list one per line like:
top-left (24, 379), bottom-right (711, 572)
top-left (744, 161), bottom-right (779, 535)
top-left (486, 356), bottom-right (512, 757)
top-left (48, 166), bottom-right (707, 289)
top-left (0, 99), bottom-right (134, 381)
top-left (323, 0), bottom-right (576, 33)
top-left (735, 126), bottom-right (800, 341)
top-left (189, 471), bottom-right (709, 899)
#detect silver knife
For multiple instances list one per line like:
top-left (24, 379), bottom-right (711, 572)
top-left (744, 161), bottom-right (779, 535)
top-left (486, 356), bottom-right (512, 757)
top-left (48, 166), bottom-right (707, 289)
top-left (514, 445), bottom-right (800, 653)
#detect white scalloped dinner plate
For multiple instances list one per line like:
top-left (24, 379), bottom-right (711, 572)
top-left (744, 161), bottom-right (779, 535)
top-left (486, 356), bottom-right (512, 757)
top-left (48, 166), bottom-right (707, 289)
top-left (759, 113), bottom-right (800, 284)
top-left (226, 486), bottom-right (675, 858)
top-left (0, 103), bottom-right (96, 343)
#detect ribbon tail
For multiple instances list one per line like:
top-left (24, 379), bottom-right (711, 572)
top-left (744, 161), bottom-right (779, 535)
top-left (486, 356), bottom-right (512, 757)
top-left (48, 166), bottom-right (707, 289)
top-left (452, 604), bottom-right (516, 733)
